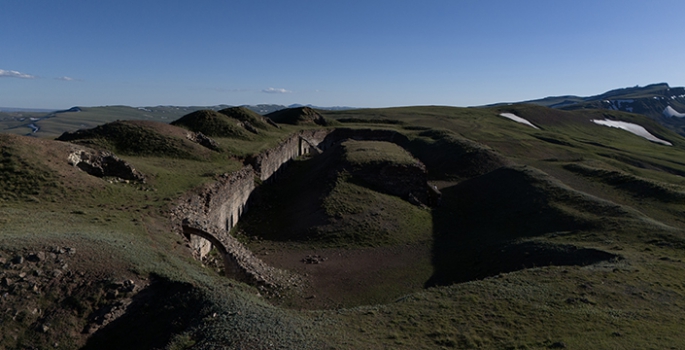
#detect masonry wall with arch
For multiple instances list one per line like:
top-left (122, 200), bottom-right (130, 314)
top-left (171, 128), bottom-right (417, 286)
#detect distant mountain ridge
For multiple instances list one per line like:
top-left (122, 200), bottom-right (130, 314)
top-left (0, 107), bottom-right (58, 113)
top-left (502, 83), bottom-right (685, 136)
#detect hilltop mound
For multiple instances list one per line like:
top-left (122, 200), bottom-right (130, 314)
top-left (409, 129), bottom-right (510, 180)
top-left (266, 107), bottom-right (327, 126)
top-left (429, 165), bottom-right (641, 285)
top-left (442, 165), bottom-right (639, 238)
top-left (56, 120), bottom-right (214, 159)
top-left (171, 109), bottom-right (252, 139)
top-left (218, 106), bottom-right (276, 131)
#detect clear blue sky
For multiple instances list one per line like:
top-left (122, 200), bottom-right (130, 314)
top-left (2, 0), bottom-right (684, 109)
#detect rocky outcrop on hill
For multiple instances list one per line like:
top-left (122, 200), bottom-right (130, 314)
top-left (186, 131), bottom-right (220, 151)
top-left (67, 147), bottom-right (145, 182)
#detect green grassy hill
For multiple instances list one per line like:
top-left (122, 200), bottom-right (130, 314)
top-left (265, 106), bottom-right (328, 126)
top-left (2, 104), bottom-right (685, 348)
top-left (170, 109), bottom-right (253, 139)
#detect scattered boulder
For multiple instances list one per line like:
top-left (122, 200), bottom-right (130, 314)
top-left (27, 252), bottom-right (45, 262)
top-left (122, 279), bottom-right (136, 292)
top-left (2, 277), bottom-right (12, 287)
top-left (301, 255), bottom-right (328, 264)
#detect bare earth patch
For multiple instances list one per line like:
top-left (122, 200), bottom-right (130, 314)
top-left (250, 241), bottom-right (433, 310)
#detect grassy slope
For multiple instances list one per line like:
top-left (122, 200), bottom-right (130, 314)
top-left (0, 118), bottom-right (320, 349)
top-left (312, 105), bottom-right (685, 348)
top-left (1, 105), bottom-right (685, 348)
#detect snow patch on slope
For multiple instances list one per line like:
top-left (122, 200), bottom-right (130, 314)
top-left (663, 106), bottom-right (685, 118)
top-left (498, 113), bottom-right (539, 129)
top-left (591, 119), bottom-right (671, 146)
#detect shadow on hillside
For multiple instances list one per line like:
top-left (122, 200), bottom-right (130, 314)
top-left (426, 168), bottom-right (620, 287)
top-left (81, 275), bottom-right (207, 350)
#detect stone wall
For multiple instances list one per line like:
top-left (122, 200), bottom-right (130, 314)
top-left (170, 130), bottom-right (331, 288)
top-left (170, 127), bottom-right (436, 289)
top-left (250, 129), bottom-right (331, 181)
top-left (171, 166), bottom-right (255, 257)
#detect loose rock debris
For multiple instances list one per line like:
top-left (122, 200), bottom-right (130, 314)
top-left (301, 255), bottom-right (327, 264)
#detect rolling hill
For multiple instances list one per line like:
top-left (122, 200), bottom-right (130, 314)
top-left (1, 100), bottom-right (685, 348)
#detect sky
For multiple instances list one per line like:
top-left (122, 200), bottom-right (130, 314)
top-left (2, 0), bottom-right (684, 109)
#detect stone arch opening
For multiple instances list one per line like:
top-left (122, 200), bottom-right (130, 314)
top-left (181, 225), bottom-right (249, 282)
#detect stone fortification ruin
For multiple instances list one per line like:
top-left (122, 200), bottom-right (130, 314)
top-left (171, 129), bottom-right (332, 288)
top-left (249, 129), bottom-right (330, 181)
top-left (170, 128), bottom-right (439, 289)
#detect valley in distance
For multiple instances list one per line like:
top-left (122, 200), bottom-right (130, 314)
top-left (1, 83), bottom-right (685, 349)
